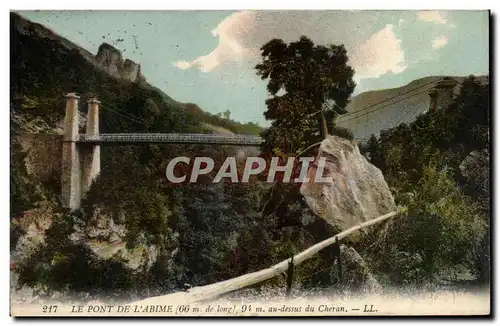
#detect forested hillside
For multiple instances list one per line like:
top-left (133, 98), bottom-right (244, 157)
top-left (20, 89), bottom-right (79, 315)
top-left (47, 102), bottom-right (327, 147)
top-left (10, 11), bottom-right (490, 304)
top-left (360, 75), bottom-right (490, 283)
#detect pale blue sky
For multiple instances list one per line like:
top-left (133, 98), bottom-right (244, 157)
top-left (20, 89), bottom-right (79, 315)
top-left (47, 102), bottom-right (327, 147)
top-left (18, 10), bottom-right (489, 125)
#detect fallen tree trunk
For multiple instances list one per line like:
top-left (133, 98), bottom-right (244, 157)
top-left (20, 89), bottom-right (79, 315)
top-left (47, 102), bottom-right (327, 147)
top-left (130, 207), bottom-right (406, 306)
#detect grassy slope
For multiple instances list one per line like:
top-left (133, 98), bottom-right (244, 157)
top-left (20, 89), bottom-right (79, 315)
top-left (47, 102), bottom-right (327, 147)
top-left (339, 75), bottom-right (488, 140)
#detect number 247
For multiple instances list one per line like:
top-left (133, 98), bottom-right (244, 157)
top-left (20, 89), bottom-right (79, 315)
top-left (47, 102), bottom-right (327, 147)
top-left (42, 305), bottom-right (58, 313)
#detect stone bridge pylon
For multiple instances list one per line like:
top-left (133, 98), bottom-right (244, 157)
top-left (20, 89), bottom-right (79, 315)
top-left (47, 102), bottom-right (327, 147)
top-left (61, 93), bottom-right (101, 210)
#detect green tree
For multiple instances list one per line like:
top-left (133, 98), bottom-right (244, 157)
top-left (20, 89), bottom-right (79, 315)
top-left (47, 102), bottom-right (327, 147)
top-left (255, 36), bottom-right (356, 156)
top-left (360, 76), bottom-right (490, 284)
top-left (367, 165), bottom-right (486, 284)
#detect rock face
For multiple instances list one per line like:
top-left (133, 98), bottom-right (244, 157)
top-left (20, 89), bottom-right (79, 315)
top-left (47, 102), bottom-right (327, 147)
top-left (339, 244), bottom-right (381, 293)
top-left (300, 135), bottom-right (396, 231)
top-left (11, 202), bottom-right (56, 265)
top-left (94, 43), bottom-right (144, 83)
top-left (11, 202), bottom-right (161, 273)
top-left (14, 134), bottom-right (63, 184)
top-left (69, 211), bottom-right (158, 270)
top-left (459, 149), bottom-right (490, 196)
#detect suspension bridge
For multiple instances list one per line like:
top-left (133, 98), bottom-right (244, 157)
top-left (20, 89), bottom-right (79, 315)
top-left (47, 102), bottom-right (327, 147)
top-left (59, 93), bottom-right (264, 211)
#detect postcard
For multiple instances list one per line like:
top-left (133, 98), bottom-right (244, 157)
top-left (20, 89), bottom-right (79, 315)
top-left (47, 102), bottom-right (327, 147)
top-left (9, 9), bottom-right (491, 317)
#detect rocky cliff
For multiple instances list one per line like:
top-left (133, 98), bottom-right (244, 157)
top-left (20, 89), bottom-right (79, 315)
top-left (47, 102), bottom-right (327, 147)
top-left (300, 135), bottom-right (396, 231)
top-left (11, 12), bottom-right (144, 84)
top-left (94, 43), bottom-right (145, 83)
top-left (11, 202), bottom-right (161, 273)
top-left (15, 134), bottom-right (63, 184)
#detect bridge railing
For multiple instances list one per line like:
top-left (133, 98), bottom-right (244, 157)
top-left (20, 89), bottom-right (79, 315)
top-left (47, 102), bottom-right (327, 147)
top-left (78, 133), bottom-right (263, 145)
top-left (129, 207), bottom-right (407, 306)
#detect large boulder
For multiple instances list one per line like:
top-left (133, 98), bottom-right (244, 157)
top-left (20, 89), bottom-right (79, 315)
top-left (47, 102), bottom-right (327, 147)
top-left (300, 135), bottom-right (396, 231)
top-left (339, 244), bottom-right (381, 293)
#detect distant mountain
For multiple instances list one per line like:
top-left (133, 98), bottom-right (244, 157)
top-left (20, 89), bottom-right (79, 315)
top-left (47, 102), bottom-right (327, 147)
top-left (10, 12), bottom-right (261, 136)
top-left (338, 75), bottom-right (489, 141)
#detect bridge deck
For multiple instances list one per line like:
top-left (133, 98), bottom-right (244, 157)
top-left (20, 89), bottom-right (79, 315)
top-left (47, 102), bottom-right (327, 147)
top-left (78, 133), bottom-right (263, 146)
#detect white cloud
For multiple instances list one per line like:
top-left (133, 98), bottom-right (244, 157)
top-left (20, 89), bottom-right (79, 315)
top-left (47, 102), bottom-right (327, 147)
top-left (417, 11), bottom-right (448, 24)
top-left (173, 11), bottom-right (409, 82)
top-left (350, 24), bottom-right (407, 80)
top-left (173, 60), bottom-right (192, 70)
top-left (432, 35), bottom-right (449, 49)
top-left (172, 11), bottom-right (257, 73)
